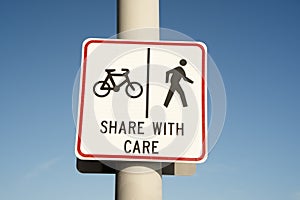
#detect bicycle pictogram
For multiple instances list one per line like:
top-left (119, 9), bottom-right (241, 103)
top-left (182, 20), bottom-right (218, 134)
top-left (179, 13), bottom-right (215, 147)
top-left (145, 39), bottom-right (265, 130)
top-left (93, 68), bottom-right (143, 98)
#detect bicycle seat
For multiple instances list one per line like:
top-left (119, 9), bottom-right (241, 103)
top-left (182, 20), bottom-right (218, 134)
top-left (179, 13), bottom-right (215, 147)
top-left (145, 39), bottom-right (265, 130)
top-left (105, 69), bottom-right (116, 72)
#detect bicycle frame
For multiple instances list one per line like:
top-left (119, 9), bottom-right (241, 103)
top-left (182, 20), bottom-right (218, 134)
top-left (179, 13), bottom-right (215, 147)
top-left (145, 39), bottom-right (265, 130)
top-left (100, 71), bottom-right (132, 91)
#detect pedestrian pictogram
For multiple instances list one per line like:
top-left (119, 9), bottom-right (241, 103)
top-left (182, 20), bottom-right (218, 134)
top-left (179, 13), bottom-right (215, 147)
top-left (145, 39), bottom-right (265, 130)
top-left (164, 59), bottom-right (194, 108)
top-left (75, 38), bottom-right (207, 163)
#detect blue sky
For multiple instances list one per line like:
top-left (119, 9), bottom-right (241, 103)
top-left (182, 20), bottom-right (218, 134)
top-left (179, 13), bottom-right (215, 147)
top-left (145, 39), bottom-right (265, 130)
top-left (0, 0), bottom-right (300, 199)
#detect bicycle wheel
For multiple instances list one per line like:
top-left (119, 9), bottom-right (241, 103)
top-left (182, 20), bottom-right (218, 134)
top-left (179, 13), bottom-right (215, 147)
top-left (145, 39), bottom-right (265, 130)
top-left (125, 82), bottom-right (143, 98)
top-left (93, 81), bottom-right (110, 97)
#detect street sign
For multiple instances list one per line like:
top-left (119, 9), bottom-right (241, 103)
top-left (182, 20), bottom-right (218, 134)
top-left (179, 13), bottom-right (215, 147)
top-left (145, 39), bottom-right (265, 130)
top-left (75, 38), bottom-right (207, 163)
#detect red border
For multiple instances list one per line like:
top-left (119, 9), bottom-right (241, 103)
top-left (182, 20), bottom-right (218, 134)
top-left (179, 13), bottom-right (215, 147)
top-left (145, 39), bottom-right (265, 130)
top-left (76, 39), bottom-right (207, 162)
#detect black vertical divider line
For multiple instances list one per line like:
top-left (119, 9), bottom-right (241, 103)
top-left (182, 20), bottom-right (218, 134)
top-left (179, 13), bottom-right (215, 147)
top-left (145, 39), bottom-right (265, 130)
top-left (146, 48), bottom-right (150, 118)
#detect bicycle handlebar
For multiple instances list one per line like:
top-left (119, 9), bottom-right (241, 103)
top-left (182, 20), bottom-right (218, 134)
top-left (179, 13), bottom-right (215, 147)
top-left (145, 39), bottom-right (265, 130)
top-left (121, 68), bottom-right (129, 72)
top-left (105, 69), bottom-right (116, 72)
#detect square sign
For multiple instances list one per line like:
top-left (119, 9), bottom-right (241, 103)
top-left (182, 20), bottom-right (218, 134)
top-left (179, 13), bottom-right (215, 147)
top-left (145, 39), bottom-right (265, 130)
top-left (75, 38), bottom-right (207, 163)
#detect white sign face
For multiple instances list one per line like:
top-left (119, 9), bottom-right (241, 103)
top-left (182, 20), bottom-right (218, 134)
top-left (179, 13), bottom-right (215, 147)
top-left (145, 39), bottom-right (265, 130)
top-left (75, 38), bottom-right (207, 163)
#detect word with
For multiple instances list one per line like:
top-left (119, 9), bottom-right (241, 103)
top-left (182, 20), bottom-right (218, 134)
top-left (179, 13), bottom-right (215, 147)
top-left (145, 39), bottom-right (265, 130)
top-left (152, 122), bottom-right (184, 136)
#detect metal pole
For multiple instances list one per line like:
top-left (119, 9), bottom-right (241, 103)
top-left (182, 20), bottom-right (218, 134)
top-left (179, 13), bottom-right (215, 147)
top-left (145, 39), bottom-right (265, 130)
top-left (117, 0), bottom-right (159, 40)
top-left (116, 0), bottom-right (162, 200)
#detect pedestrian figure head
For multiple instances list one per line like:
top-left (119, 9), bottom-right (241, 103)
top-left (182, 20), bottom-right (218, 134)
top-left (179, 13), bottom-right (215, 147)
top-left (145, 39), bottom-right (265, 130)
top-left (179, 59), bottom-right (187, 66)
